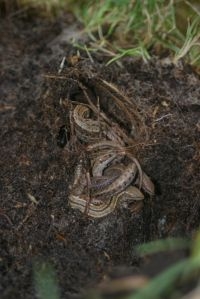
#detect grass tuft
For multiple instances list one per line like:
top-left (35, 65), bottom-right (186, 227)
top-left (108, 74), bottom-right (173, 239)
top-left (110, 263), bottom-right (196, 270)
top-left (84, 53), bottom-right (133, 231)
top-left (74, 0), bottom-right (200, 67)
top-left (2, 1), bottom-right (199, 67)
top-left (136, 237), bottom-right (190, 257)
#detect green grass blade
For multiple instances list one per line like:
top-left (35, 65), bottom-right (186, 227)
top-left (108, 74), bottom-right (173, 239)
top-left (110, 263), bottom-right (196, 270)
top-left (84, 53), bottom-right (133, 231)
top-left (34, 262), bottom-right (60, 299)
top-left (136, 237), bottom-right (191, 257)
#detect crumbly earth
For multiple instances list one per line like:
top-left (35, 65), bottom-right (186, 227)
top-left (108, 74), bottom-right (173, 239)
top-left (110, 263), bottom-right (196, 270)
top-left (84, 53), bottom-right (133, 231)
top-left (0, 12), bottom-right (200, 299)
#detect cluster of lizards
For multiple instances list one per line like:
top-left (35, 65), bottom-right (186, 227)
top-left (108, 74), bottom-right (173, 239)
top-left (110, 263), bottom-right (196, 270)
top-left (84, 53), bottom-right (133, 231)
top-left (68, 103), bottom-right (155, 218)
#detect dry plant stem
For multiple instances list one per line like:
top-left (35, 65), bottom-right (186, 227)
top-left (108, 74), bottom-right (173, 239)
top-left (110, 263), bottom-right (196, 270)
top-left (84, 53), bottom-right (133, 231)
top-left (78, 81), bottom-right (133, 145)
top-left (97, 95), bottom-right (101, 130)
top-left (16, 203), bottom-right (36, 231)
top-left (0, 209), bottom-right (13, 226)
top-left (97, 79), bottom-right (140, 130)
top-left (99, 79), bottom-right (148, 140)
top-left (68, 100), bottom-right (80, 152)
top-left (100, 79), bottom-right (140, 113)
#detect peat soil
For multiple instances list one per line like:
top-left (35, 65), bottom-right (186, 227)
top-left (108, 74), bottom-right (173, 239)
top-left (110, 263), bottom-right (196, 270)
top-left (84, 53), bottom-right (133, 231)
top-left (0, 13), bottom-right (200, 299)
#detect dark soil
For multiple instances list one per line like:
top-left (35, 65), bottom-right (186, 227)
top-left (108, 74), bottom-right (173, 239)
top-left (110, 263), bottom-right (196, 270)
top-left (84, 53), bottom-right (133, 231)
top-left (0, 12), bottom-right (200, 299)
